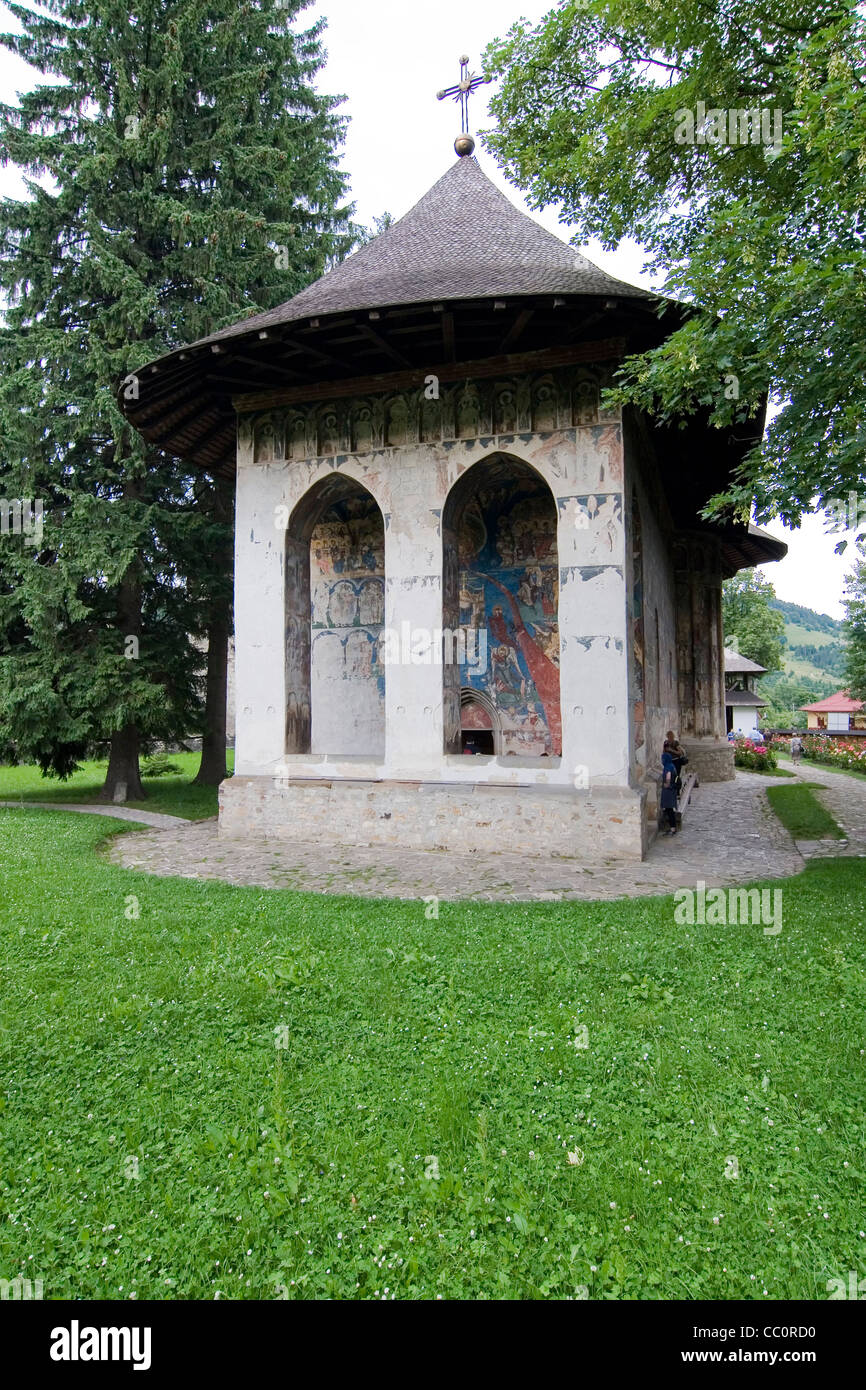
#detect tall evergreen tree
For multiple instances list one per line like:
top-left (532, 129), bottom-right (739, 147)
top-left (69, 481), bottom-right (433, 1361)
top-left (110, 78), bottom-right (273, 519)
top-left (188, 472), bottom-right (234, 788)
top-left (0, 0), bottom-right (356, 796)
top-left (842, 547), bottom-right (866, 703)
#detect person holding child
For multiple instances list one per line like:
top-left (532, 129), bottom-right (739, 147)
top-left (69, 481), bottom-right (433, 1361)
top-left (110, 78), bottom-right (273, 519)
top-left (660, 749), bottom-right (679, 835)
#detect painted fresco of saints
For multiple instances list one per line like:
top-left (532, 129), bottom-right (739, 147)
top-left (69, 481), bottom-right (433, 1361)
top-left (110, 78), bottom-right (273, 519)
top-left (516, 573), bottom-right (535, 608)
top-left (488, 604), bottom-right (517, 651)
top-left (495, 516), bottom-right (515, 567)
top-left (328, 581), bottom-right (359, 628)
top-left (490, 643), bottom-right (526, 702)
top-left (311, 580), bottom-right (331, 626)
top-left (535, 513), bottom-right (556, 560)
top-left (513, 706), bottom-right (550, 756)
top-left (358, 578), bottom-right (384, 626)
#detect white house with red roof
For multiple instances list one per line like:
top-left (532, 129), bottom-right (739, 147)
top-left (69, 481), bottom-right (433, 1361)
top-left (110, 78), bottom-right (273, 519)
top-left (801, 690), bottom-right (866, 732)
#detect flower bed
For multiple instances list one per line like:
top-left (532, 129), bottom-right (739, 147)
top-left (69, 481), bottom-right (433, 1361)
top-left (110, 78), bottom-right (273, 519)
top-left (798, 733), bottom-right (866, 773)
top-left (767, 733), bottom-right (796, 752)
top-left (732, 737), bottom-right (778, 771)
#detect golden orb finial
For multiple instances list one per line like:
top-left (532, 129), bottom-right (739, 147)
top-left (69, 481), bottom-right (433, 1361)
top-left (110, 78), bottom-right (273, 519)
top-left (454, 133), bottom-right (475, 157)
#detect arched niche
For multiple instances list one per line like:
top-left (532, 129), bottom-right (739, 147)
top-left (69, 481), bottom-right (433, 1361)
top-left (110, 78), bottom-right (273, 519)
top-left (441, 453), bottom-right (561, 757)
top-left (460, 686), bottom-right (500, 755)
top-left (285, 473), bottom-right (386, 756)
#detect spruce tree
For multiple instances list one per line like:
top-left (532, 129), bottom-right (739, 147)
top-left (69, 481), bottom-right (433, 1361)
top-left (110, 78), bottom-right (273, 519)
top-left (0, 0), bottom-right (355, 796)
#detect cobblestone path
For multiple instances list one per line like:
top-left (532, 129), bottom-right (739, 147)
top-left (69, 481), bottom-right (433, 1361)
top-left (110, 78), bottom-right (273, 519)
top-left (104, 770), bottom-right (809, 901)
top-left (19, 761), bottom-right (864, 901)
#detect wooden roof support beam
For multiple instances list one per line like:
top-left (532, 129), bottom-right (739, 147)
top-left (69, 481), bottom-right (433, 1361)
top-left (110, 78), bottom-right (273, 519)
top-left (205, 373), bottom-right (291, 392)
top-left (442, 310), bottom-right (455, 363)
top-left (280, 334), bottom-right (351, 372)
top-left (357, 322), bottom-right (412, 369)
top-left (121, 359), bottom-right (201, 399)
top-left (188, 415), bottom-right (234, 449)
top-left (498, 307), bottom-right (534, 354)
top-left (123, 370), bottom-right (210, 421)
top-left (565, 309), bottom-right (606, 342)
top-left (142, 395), bottom-right (225, 437)
top-left (233, 337), bottom-right (627, 412)
top-left (221, 352), bottom-right (304, 383)
top-left (163, 414), bottom-right (234, 460)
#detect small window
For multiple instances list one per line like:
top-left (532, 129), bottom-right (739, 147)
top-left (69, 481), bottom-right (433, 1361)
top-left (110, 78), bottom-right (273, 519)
top-left (461, 730), bottom-right (495, 755)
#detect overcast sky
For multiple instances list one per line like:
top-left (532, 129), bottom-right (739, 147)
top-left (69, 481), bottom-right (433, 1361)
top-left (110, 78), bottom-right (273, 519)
top-left (0, 0), bottom-right (852, 618)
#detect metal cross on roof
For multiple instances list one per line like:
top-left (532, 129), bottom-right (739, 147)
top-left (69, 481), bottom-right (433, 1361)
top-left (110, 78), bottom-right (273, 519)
top-left (436, 55), bottom-right (492, 136)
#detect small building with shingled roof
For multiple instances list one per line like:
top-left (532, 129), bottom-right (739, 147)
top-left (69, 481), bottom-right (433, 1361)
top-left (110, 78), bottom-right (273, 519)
top-left (724, 649), bottom-right (769, 736)
top-left (120, 121), bottom-right (786, 861)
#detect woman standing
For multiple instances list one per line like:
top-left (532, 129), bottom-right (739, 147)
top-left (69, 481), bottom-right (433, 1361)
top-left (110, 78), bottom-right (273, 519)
top-left (660, 750), bottom-right (679, 835)
top-left (663, 731), bottom-right (688, 793)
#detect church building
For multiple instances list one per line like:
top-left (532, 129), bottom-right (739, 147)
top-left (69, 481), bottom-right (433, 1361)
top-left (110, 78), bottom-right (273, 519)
top-left (122, 126), bottom-right (785, 862)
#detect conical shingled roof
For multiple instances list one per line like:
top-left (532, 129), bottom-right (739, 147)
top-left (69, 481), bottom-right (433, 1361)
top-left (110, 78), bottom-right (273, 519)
top-left (119, 153), bottom-right (671, 480)
top-left (204, 154), bottom-right (650, 344)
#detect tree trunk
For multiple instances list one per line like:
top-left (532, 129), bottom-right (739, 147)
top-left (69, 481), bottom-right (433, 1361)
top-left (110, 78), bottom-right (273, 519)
top-left (101, 721), bottom-right (146, 802)
top-left (194, 605), bottom-right (229, 785)
top-left (194, 473), bottom-right (233, 787)
top-left (101, 536), bottom-right (145, 803)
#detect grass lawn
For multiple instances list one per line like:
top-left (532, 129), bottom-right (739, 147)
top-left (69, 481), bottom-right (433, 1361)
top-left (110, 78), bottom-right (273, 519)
top-left (1, 810), bottom-right (864, 1301)
top-left (766, 784), bottom-right (847, 841)
top-left (0, 751), bottom-right (232, 820)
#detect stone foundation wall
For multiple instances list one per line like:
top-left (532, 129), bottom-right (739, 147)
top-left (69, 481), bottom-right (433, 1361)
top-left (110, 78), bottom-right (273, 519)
top-left (220, 776), bottom-right (648, 861)
top-left (683, 737), bottom-right (735, 783)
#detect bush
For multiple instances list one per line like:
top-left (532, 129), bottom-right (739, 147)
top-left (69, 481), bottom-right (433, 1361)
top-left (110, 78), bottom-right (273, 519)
top-left (732, 737), bottom-right (778, 771)
top-left (141, 752), bottom-right (181, 778)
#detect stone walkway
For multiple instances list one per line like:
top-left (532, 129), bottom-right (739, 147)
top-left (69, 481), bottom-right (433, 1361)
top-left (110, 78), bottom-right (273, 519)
top-left (0, 800), bottom-right (192, 831)
top-left (104, 769), bottom-right (813, 902)
top-left (8, 761), bottom-right (862, 901)
top-left (776, 758), bottom-right (866, 857)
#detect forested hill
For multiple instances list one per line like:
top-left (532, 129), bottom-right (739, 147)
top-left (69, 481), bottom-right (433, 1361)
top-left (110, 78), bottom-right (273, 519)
top-left (769, 598), bottom-right (842, 637)
top-left (762, 598), bottom-right (845, 699)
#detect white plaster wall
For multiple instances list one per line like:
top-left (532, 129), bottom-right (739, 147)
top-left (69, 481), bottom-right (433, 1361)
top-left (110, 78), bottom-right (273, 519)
top-left (310, 629), bottom-right (385, 754)
top-left (226, 637), bottom-right (236, 743)
top-left (731, 704), bottom-right (761, 735)
top-left (234, 417), bottom-right (633, 789)
top-left (233, 423), bottom-right (289, 776)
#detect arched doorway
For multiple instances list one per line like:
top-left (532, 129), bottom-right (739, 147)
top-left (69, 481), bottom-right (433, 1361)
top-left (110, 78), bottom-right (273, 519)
top-left (285, 475), bottom-right (385, 756)
top-left (460, 687), bottom-right (499, 755)
top-left (442, 454), bottom-right (561, 756)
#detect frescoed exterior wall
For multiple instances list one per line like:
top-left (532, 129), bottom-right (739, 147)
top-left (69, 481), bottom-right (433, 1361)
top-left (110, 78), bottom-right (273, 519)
top-left (630, 487), bottom-right (646, 779)
top-left (456, 475), bottom-right (561, 755)
top-left (309, 498), bottom-right (385, 755)
top-left (225, 361), bottom-right (667, 859)
top-left (622, 410), bottom-right (685, 812)
top-left (232, 365), bottom-right (633, 789)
